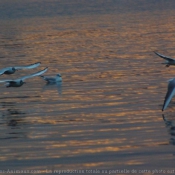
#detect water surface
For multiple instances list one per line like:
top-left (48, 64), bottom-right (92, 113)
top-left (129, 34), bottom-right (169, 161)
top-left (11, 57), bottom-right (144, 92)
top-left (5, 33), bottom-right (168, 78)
top-left (0, 0), bottom-right (175, 174)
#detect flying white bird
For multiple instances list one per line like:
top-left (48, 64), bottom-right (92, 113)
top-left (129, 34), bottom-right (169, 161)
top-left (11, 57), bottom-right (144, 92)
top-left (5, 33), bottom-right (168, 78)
top-left (154, 51), bottom-right (175, 67)
top-left (0, 67), bottom-right (48, 87)
top-left (0, 62), bottom-right (41, 75)
top-left (40, 74), bottom-right (62, 83)
top-left (162, 78), bottom-right (175, 111)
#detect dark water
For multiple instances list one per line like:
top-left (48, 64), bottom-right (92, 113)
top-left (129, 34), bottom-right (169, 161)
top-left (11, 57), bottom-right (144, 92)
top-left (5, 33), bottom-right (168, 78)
top-left (0, 0), bottom-right (175, 174)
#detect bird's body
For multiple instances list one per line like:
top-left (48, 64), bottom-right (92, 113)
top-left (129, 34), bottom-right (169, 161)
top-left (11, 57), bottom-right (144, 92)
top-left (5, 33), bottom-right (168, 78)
top-left (0, 67), bottom-right (48, 88)
top-left (40, 74), bottom-right (62, 83)
top-left (0, 62), bottom-right (41, 75)
top-left (154, 51), bottom-right (175, 67)
top-left (6, 80), bottom-right (25, 87)
top-left (3, 67), bottom-right (16, 75)
top-left (162, 78), bottom-right (175, 111)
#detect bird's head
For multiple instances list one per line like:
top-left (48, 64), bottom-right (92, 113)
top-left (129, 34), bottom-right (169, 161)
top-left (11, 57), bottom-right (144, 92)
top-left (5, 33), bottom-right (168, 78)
top-left (57, 74), bottom-right (62, 77)
top-left (20, 80), bottom-right (26, 85)
top-left (12, 67), bottom-right (16, 71)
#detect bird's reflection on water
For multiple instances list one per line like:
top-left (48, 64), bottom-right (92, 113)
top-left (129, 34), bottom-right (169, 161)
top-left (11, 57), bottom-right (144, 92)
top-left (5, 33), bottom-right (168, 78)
top-left (0, 101), bottom-right (27, 139)
top-left (163, 114), bottom-right (175, 145)
top-left (5, 109), bottom-right (25, 127)
top-left (0, 81), bottom-right (62, 141)
top-left (42, 82), bottom-right (62, 95)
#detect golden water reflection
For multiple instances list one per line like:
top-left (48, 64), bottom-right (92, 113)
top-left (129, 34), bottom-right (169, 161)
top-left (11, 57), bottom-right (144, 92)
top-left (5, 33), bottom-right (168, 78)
top-left (0, 2), bottom-right (175, 172)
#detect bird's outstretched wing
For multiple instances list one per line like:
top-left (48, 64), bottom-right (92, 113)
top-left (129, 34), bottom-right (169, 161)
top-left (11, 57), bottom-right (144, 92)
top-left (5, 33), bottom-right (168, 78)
top-left (154, 51), bottom-right (175, 62)
top-left (14, 62), bottom-right (41, 70)
top-left (18, 67), bottom-right (48, 81)
top-left (0, 67), bottom-right (48, 83)
top-left (162, 79), bottom-right (175, 111)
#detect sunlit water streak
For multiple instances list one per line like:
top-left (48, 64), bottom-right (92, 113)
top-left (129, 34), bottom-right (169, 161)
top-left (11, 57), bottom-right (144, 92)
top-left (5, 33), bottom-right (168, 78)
top-left (1, 1), bottom-right (175, 174)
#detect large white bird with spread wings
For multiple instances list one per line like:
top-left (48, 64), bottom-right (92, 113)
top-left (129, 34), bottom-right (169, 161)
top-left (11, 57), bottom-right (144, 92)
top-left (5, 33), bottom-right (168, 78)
top-left (0, 62), bottom-right (41, 75)
top-left (0, 67), bottom-right (48, 87)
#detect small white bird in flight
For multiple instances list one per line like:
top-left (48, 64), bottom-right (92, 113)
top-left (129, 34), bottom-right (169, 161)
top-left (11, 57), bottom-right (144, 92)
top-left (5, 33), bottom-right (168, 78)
top-left (0, 67), bottom-right (48, 87)
top-left (0, 62), bottom-right (41, 75)
top-left (162, 78), bottom-right (175, 111)
top-left (154, 51), bottom-right (175, 67)
top-left (40, 74), bottom-right (62, 83)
